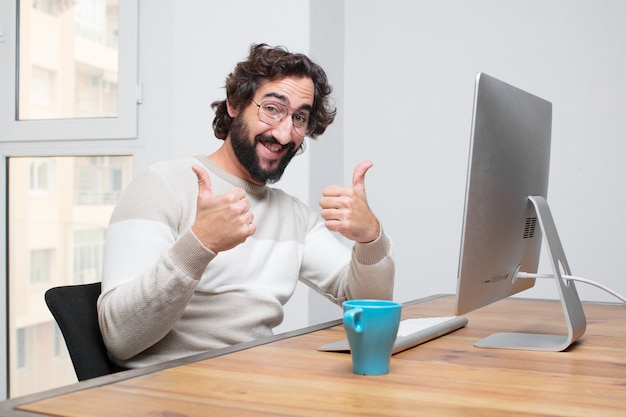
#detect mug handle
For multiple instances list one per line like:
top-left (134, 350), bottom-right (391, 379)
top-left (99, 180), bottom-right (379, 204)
top-left (344, 307), bottom-right (364, 334)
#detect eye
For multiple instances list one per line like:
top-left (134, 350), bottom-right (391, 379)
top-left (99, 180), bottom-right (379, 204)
top-left (262, 102), bottom-right (283, 119)
top-left (293, 112), bottom-right (309, 126)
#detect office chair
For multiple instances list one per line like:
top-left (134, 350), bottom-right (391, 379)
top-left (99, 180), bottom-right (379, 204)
top-left (45, 282), bottom-right (126, 381)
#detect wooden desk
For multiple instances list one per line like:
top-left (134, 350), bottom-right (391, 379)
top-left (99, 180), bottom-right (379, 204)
top-left (2, 295), bottom-right (625, 416)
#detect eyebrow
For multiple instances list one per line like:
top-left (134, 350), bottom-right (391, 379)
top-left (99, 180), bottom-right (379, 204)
top-left (261, 92), bottom-right (313, 112)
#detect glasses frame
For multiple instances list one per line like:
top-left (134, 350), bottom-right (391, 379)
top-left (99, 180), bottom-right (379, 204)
top-left (252, 100), bottom-right (316, 137)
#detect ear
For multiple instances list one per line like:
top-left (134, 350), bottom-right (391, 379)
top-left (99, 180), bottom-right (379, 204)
top-left (226, 99), bottom-right (239, 118)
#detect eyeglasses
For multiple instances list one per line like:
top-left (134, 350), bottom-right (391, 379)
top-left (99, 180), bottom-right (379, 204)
top-left (252, 100), bottom-right (316, 137)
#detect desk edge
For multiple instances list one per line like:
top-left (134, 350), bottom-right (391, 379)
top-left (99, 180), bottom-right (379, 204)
top-left (0, 294), bottom-right (451, 416)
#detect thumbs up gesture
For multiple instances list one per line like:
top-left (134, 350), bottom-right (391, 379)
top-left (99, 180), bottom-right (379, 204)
top-left (319, 161), bottom-right (380, 243)
top-left (191, 165), bottom-right (256, 253)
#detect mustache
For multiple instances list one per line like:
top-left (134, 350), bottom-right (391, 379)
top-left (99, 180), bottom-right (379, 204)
top-left (255, 135), bottom-right (297, 153)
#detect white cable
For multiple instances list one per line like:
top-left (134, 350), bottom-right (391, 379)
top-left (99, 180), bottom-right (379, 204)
top-left (517, 272), bottom-right (626, 304)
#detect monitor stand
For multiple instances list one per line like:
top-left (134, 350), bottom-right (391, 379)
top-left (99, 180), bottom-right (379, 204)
top-left (474, 195), bottom-right (587, 351)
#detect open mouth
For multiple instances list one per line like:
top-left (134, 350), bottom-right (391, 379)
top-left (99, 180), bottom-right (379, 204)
top-left (261, 140), bottom-right (285, 153)
top-left (258, 136), bottom-right (293, 155)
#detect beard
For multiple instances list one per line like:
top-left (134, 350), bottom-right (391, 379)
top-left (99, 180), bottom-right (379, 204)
top-left (229, 115), bottom-right (298, 184)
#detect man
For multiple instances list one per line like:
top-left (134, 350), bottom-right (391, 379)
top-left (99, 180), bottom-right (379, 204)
top-left (98, 44), bottom-right (394, 368)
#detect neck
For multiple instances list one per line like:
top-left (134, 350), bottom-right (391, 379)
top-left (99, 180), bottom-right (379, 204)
top-left (208, 140), bottom-right (263, 185)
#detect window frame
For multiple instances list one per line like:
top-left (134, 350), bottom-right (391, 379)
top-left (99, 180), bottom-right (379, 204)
top-left (0, 0), bottom-right (140, 142)
top-left (0, 0), bottom-right (140, 399)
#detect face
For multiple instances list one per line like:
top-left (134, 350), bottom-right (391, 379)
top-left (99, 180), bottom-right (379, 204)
top-left (227, 77), bottom-right (314, 184)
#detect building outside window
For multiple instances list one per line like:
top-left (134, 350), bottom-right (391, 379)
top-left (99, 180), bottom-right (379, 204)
top-left (19, 0), bottom-right (119, 121)
top-left (8, 155), bottom-right (132, 397)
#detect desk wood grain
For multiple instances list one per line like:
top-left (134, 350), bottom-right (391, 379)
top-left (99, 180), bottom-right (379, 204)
top-left (5, 295), bottom-right (626, 417)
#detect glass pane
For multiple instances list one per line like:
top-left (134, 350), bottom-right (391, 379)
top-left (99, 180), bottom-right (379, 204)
top-left (18, 0), bottom-right (119, 120)
top-left (7, 155), bottom-right (133, 398)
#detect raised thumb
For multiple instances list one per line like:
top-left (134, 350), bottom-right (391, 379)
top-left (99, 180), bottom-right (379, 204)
top-left (192, 165), bottom-right (213, 197)
top-left (351, 160), bottom-right (373, 190)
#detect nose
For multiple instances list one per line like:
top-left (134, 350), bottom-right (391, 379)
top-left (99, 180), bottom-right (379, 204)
top-left (271, 116), bottom-right (297, 145)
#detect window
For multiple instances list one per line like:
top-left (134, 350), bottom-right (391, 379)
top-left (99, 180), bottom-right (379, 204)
top-left (29, 158), bottom-right (54, 194)
top-left (0, 0), bottom-right (139, 400)
top-left (16, 328), bottom-right (29, 371)
top-left (74, 156), bottom-right (125, 205)
top-left (72, 229), bottom-right (106, 284)
top-left (19, 0), bottom-right (121, 120)
top-left (29, 66), bottom-right (56, 111)
top-left (8, 155), bottom-right (133, 397)
top-left (29, 249), bottom-right (54, 285)
top-left (0, 0), bottom-right (139, 141)
top-left (53, 325), bottom-right (68, 359)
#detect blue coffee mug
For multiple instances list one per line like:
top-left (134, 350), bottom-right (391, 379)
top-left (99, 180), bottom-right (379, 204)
top-left (343, 299), bottom-right (402, 375)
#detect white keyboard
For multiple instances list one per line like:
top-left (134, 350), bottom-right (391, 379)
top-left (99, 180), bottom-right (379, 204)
top-left (392, 316), bottom-right (467, 353)
top-left (318, 316), bottom-right (468, 355)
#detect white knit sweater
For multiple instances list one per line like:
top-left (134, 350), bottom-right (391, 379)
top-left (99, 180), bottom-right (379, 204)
top-left (97, 156), bottom-right (394, 368)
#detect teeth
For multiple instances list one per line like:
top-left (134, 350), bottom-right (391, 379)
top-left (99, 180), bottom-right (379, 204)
top-left (265, 143), bottom-right (282, 152)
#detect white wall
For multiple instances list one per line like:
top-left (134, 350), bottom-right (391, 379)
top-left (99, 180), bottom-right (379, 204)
top-left (343, 0), bottom-right (626, 306)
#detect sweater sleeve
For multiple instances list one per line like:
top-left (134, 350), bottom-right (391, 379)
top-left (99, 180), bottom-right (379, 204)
top-left (97, 163), bottom-right (216, 361)
top-left (299, 217), bottom-right (395, 305)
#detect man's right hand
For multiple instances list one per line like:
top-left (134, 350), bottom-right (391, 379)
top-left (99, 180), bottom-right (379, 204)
top-left (191, 165), bottom-right (256, 253)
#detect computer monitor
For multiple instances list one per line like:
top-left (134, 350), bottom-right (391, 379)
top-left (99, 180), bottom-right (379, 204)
top-left (454, 73), bottom-right (586, 351)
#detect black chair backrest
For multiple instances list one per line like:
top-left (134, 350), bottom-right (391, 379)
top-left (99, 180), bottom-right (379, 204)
top-left (45, 282), bottom-right (125, 381)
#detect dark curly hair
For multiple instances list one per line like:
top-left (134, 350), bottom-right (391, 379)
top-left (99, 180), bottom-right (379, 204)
top-left (211, 44), bottom-right (336, 140)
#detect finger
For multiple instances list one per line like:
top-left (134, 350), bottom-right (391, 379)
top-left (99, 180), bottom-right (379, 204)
top-left (351, 160), bottom-right (374, 190)
top-left (320, 185), bottom-right (344, 198)
top-left (320, 207), bottom-right (343, 222)
top-left (191, 165), bottom-right (213, 197)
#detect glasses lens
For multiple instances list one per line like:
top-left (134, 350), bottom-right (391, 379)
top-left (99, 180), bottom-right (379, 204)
top-left (257, 101), bottom-right (315, 136)
top-left (259, 102), bottom-right (286, 124)
top-left (300, 117), bottom-right (316, 137)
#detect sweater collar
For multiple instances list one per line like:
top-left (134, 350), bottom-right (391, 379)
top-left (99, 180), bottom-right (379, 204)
top-left (193, 155), bottom-right (267, 195)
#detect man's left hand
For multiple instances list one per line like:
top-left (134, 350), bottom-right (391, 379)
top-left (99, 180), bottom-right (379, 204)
top-left (319, 160), bottom-right (380, 243)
